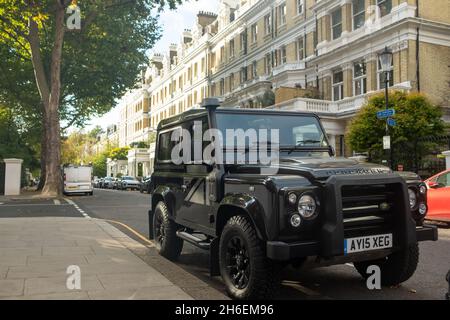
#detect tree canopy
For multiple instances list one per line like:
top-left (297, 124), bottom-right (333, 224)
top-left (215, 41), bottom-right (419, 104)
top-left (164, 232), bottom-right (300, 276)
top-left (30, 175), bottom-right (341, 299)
top-left (109, 147), bottom-right (130, 161)
top-left (347, 92), bottom-right (445, 170)
top-left (0, 0), bottom-right (185, 195)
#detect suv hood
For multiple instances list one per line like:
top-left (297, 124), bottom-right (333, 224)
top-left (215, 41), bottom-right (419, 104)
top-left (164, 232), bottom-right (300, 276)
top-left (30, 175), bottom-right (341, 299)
top-left (228, 157), bottom-right (392, 181)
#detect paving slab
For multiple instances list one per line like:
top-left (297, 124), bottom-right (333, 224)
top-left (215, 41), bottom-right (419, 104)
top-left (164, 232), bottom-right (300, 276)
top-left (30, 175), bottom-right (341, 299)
top-left (0, 267), bottom-right (8, 279)
top-left (0, 255), bottom-right (27, 267)
top-left (1, 292), bottom-right (90, 300)
top-left (0, 217), bottom-right (222, 300)
top-left (24, 275), bottom-right (104, 296)
top-left (0, 279), bottom-right (24, 297)
top-left (26, 255), bottom-right (88, 267)
top-left (88, 285), bottom-right (193, 300)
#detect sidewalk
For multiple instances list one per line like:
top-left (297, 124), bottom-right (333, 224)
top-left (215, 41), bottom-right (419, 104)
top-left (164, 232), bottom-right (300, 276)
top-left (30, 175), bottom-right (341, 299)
top-left (0, 217), bottom-right (225, 300)
top-left (0, 189), bottom-right (56, 202)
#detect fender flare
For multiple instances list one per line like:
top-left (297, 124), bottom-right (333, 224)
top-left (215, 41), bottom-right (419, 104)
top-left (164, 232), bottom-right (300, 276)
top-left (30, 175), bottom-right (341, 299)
top-left (149, 186), bottom-right (176, 239)
top-left (217, 194), bottom-right (268, 240)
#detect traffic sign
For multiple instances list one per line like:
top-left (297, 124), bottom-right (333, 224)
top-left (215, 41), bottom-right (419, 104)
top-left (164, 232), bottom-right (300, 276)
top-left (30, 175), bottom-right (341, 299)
top-left (387, 118), bottom-right (397, 127)
top-left (377, 109), bottom-right (396, 119)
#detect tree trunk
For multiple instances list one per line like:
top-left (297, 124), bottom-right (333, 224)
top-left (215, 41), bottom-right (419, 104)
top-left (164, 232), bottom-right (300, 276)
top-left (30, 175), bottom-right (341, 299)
top-left (28, 1), bottom-right (66, 197)
top-left (41, 2), bottom-right (65, 196)
top-left (37, 128), bottom-right (47, 191)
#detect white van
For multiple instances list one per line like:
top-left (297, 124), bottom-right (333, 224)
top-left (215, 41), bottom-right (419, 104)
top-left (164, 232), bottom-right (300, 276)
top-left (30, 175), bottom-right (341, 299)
top-left (63, 165), bottom-right (93, 195)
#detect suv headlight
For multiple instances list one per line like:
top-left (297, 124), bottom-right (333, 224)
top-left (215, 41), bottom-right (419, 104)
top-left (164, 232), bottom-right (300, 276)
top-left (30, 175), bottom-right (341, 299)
top-left (298, 194), bottom-right (318, 219)
top-left (408, 188), bottom-right (417, 209)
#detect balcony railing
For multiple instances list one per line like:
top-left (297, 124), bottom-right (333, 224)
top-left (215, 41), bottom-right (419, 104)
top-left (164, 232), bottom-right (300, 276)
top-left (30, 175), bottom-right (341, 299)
top-left (270, 95), bottom-right (368, 114)
top-left (272, 62), bottom-right (306, 76)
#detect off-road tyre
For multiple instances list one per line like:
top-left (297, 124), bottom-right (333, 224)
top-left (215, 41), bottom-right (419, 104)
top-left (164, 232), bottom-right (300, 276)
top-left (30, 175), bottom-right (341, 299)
top-left (153, 202), bottom-right (183, 261)
top-left (219, 215), bottom-right (280, 300)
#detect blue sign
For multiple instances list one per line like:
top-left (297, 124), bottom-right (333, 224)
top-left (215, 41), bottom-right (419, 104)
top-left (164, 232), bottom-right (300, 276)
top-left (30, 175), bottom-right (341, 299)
top-left (387, 118), bottom-right (397, 127)
top-left (377, 109), bottom-right (396, 119)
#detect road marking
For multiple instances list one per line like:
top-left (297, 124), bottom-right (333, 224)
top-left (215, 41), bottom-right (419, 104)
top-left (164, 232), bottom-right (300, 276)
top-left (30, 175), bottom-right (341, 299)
top-left (64, 198), bottom-right (91, 219)
top-left (53, 199), bottom-right (61, 205)
top-left (102, 219), bottom-right (154, 247)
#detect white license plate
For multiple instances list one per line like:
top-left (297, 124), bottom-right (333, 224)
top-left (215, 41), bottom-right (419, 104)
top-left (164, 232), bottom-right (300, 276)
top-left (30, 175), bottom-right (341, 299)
top-left (344, 234), bottom-right (393, 255)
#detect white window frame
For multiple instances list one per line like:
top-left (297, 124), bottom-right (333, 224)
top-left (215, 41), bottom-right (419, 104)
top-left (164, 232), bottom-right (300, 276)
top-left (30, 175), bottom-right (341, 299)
top-left (251, 23), bottom-right (258, 43)
top-left (353, 60), bottom-right (367, 96)
top-left (278, 3), bottom-right (287, 26)
top-left (331, 8), bottom-right (342, 40)
top-left (229, 39), bottom-right (235, 58)
top-left (264, 14), bottom-right (272, 35)
top-left (280, 46), bottom-right (287, 65)
top-left (352, 0), bottom-right (366, 31)
top-left (377, 0), bottom-right (392, 17)
top-left (265, 53), bottom-right (272, 74)
top-left (297, 0), bottom-right (304, 16)
top-left (332, 70), bottom-right (344, 101)
top-left (252, 60), bottom-right (258, 78)
top-left (240, 67), bottom-right (248, 83)
top-left (296, 37), bottom-right (304, 61)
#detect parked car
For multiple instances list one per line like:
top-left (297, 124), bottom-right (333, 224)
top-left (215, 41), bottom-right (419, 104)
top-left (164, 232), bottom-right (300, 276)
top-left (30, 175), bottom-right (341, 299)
top-left (140, 176), bottom-right (152, 193)
top-left (92, 178), bottom-right (100, 188)
top-left (119, 176), bottom-right (141, 191)
top-left (112, 178), bottom-right (121, 189)
top-left (103, 177), bottom-right (115, 189)
top-left (148, 98), bottom-right (438, 300)
top-left (96, 178), bottom-right (104, 188)
top-left (425, 169), bottom-right (450, 222)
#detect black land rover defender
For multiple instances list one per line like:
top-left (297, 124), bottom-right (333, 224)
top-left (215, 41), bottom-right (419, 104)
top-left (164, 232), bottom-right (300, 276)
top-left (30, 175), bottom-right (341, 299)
top-left (148, 98), bottom-right (438, 300)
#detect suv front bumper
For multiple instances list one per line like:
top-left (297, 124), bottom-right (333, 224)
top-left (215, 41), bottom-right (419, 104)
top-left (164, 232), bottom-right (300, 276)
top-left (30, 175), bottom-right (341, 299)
top-left (266, 224), bottom-right (438, 261)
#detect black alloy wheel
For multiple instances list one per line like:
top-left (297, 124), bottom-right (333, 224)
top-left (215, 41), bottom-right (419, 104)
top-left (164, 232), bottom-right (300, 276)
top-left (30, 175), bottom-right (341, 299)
top-left (225, 236), bottom-right (250, 290)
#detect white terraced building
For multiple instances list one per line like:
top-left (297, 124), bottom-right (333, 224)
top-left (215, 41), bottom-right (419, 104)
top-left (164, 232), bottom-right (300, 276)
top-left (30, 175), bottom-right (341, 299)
top-left (113, 0), bottom-right (449, 163)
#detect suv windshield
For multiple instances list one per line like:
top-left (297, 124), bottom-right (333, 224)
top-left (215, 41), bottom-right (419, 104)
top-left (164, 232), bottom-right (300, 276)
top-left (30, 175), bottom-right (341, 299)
top-left (215, 112), bottom-right (330, 158)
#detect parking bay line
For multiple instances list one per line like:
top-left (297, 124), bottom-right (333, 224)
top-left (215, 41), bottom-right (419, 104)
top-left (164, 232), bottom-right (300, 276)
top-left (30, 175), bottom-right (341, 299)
top-left (102, 219), bottom-right (155, 247)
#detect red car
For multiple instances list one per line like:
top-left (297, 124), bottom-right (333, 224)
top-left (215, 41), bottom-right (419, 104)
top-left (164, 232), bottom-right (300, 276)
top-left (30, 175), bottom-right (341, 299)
top-left (425, 169), bottom-right (450, 222)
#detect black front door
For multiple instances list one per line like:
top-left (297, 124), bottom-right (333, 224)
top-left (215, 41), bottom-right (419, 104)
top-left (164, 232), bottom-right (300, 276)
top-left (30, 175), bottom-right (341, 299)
top-left (176, 117), bottom-right (214, 233)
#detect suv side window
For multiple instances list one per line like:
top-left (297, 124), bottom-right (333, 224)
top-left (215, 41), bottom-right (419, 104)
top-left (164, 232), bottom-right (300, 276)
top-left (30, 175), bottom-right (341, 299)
top-left (157, 128), bottom-right (180, 162)
top-left (185, 117), bottom-right (210, 165)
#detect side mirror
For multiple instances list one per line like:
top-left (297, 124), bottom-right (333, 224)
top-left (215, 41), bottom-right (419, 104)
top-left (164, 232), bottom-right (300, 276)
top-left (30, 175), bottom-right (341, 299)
top-left (427, 181), bottom-right (439, 189)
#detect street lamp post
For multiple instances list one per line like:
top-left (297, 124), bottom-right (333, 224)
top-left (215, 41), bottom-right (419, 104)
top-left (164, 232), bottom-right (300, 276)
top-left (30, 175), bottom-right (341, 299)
top-left (379, 47), bottom-right (394, 170)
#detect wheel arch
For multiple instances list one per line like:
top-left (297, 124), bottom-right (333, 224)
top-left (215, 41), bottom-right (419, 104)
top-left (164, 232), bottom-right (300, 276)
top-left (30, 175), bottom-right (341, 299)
top-left (149, 186), bottom-right (176, 240)
top-left (216, 194), bottom-right (268, 240)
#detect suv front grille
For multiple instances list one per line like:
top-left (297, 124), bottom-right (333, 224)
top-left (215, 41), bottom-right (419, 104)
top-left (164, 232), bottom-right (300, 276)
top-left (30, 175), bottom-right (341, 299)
top-left (341, 184), bottom-right (397, 238)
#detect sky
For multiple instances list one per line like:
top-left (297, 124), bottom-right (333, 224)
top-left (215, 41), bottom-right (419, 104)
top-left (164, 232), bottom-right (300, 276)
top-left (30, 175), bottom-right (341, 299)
top-left (84, 0), bottom-right (220, 132)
